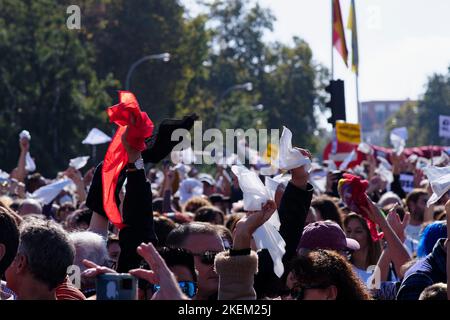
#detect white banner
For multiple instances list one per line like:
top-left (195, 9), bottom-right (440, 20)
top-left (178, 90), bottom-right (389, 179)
top-left (439, 115), bottom-right (450, 138)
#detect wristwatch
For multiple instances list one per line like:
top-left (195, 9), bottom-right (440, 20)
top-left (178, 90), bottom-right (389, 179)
top-left (127, 157), bottom-right (144, 171)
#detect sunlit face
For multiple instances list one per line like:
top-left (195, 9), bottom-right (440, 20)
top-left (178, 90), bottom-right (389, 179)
top-left (345, 218), bottom-right (368, 250)
top-left (181, 233), bottom-right (224, 299)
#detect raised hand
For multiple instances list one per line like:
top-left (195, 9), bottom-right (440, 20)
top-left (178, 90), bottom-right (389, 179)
top-left (386, 204), bottom-right (410, 242)
top-left (81, 259), bottom-right (117, 279)
top-left (19, 137), bottom-right (30, 153)
top-left (233, 200), bottom-right (277, 250)
top-left (129, 242), bottom-right (188, 300)
top-left (290, 148), bottom-right (311, 190)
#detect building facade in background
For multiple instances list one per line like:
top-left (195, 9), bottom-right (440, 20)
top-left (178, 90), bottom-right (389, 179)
top-left (361, 100), bottom-right (415, 146)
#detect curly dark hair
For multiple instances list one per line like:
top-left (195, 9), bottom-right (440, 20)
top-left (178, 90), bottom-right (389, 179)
top-left (290, 249), bottom-right (372, 300)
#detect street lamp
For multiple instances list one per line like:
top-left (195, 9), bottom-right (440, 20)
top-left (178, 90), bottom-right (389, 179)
top-left (214, 82), bottom-right (253, 128)
top-left (125, 52), bottom-right (171, 90)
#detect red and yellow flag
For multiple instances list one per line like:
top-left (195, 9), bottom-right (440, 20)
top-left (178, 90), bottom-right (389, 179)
top-left (347, 0), bottom-right (359, 74)
top-left (332, 0), bottom-right (348, 66)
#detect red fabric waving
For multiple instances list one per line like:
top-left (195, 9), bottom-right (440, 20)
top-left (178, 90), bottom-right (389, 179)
top-left (338, 173), bottom-right (384, 241)
top-left (102, 91), bottom-right (154, 229)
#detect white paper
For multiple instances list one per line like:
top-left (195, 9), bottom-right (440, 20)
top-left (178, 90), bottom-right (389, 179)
top-left (423, 165), bottom-right (450, 207)
top-left (69, 156), bottom-right (90, 170)
top-left (357, 142), bottom-right (373, 155)
top-left (375, 163), bottom-right (394, 184)
top-left (25, 152), bottom-right (36, 172)
top-left (231, 165), bottom-right (286, 277)
top-left (0, 169), bottom-right (9, 180)
top-left (339, 149), bottom-right (356, 170)
top-left (439, 115), bottom-right (450, 138)
top-left (390, 127), bottom-right (408, 156)
top-left (377, 156), bottom-right (392, 170)
top-left (82, 128), bottom-right (112, 145)
top-left (278, 126), bottom-right (311, 171)
top-left (19, 130), bottom-right (31, 140)
top-left (30, 179), bottom-right (72, 205)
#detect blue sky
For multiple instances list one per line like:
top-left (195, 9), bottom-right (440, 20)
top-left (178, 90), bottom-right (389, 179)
top-left (183, 0), bottom-right (450, 125)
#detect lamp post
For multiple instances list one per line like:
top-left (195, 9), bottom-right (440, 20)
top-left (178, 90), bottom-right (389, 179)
top-left (125, 52), bottom-right (170, 90)
top-left (214, 82), bottom-right (253, 128)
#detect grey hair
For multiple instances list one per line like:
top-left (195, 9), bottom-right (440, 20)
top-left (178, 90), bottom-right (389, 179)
top-left (69, 231), bottom-right (108, 271)
top-left (18, 217), bottom-right (75, 290)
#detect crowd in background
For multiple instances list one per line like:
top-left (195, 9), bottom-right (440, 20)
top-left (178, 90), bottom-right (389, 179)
top-left (1, 119), bottom-right (449, 301)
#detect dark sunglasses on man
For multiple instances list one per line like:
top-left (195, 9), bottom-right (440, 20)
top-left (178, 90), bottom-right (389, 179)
top-left (190, 251), bottom-right (219, 265)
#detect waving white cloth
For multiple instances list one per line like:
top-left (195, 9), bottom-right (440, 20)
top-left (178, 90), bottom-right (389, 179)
top-left (19, 130), bottom-right (36, 172)
top-left (339, 149), bottom-right (356, 170)
top-left (390, 127), bottom-right (408, 156)
top-left (423, 166), bottom-right (450, 207)
top-left (278, 126), bottom-right (311, 171)
top-left (231, 165), bottom-right (286, 277)
top-left (82, 128), bottom-right (112, 145)
top-left (30, 179), bottom-right (72, 205)
top-left (69, 156), bottom-right (90, 170)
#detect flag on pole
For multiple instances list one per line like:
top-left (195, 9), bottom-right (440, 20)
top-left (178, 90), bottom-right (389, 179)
top-left (332, 0), bottom-right (348, 66)
top-left (347, 0), bottom-right (359, 74)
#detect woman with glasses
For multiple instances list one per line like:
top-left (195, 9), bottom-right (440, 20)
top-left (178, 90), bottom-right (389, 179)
top-left (285, 249), bottom-right (372, 300)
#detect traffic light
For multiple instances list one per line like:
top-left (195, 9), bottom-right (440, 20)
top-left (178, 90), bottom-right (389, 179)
top-left (325, 79), bottom-right (346, 126)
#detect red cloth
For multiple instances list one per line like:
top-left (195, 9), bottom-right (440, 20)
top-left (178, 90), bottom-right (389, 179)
top-left (102, 91), bottom-right (154, 229)
top-left (338, 173), bottom-right (384, 241)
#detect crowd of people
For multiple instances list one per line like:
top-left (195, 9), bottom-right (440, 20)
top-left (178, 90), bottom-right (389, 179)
top-left (0, 113), bottom-right (449, 301)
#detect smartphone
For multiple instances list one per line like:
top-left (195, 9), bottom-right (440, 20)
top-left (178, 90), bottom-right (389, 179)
top-left (96, 273), bottom-right (137, 300)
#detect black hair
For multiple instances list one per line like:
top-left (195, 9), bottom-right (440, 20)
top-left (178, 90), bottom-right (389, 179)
top-left (0, 208), bottom-right (20, 275)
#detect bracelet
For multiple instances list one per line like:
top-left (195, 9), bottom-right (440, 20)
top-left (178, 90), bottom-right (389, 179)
top-left (229, 248), bottom-right (251, 256)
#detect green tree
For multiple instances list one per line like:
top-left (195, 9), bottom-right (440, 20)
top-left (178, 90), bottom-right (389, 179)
top-left (385, 101), bottom-right (421, 147)
top-left (0, 0), bottom-right (116, 176)
top-left (416, 67), bottom-right (450, 146)
top-left (76, 0), bottom-right (211, 124)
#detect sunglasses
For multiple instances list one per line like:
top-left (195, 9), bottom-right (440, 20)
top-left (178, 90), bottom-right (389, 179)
top-left (282, 283), bottom-right (331, 300)
top-left (153, 281), bottom-right (197, 298)
top-left (191, 251), bottom-right (219, 265)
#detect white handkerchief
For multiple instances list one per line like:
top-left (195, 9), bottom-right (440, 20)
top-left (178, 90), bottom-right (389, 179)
top-left (25, 152), bottom-right (36, 172)
top-left (278, 126), bottom-right (311, 171)
top-left (82, 128), bottom-right (112, 145)
top-left (69, 156), bottom-right (90, 170)
top-left (376, 164), bottom-right (394, 184)
top-left (357, 142), bottom-right (373, 155)
top-left (30, 179), bottom-right (72, 205)
top-left (19, 130), bottom-right (31, 140)
top-left (377, 156), bottom-right (392, 170)
top-left (390, 127), bottom-right (408, 156)
top-left (423, 166), bottom-right (450, 207)
top-left (0, 169), bottom-right (9, 180)
top-left (231, 165), bottom-right (286, 277)
top-left (339, 149), bottom-right (356, 170)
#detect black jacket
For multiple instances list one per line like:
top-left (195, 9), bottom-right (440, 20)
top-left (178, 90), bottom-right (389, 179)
top-left (117, 169), bottom-right (157, 272)
top-left (254, 182), bottom-right (314, 298)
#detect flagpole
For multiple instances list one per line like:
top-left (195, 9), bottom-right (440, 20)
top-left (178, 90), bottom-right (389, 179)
top-left (331, 0), bottom-right (334, 80)
top-left (356, 73), bottom-right (363, 141)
